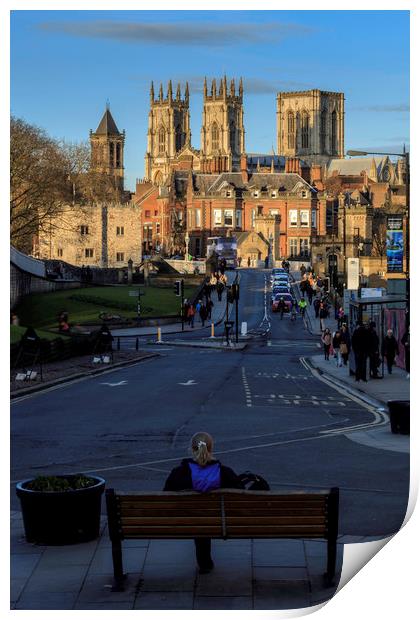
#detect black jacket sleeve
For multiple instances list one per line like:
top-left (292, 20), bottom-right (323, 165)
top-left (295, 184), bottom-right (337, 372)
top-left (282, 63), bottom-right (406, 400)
top-left (220, 465), bottom-right (245, 489)
top-left (163, 462), bottom-right (192, 491)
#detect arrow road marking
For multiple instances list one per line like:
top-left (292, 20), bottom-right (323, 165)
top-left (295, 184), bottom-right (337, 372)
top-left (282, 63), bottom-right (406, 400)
top-left (100, 381), bottom-right (128, 387)
top-left (178, 380), bottom-right (197, 386)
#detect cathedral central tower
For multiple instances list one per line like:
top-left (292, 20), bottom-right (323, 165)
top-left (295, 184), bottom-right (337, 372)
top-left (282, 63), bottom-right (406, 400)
top-left (200, 76), bottom-right (245, 173)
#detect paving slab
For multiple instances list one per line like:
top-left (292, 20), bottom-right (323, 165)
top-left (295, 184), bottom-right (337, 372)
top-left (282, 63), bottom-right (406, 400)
top-left (253, 579), bottom-right (311, 610)
top-left (22, 564), bottom-right (89, 594)
top-left (89, 546), bottom-right (147, 575)
top-left (76, 572), bottom-right (142, 604)
top-left (253, 539), bottom-right (306, 566)
top-left (10, 553), bottom-right (41, 580)
top-left (140, 564), bottom-right (197, 592)
top-left (134, 591), bottom-right (194, 609)
top-left (194, 596), bottom-right (253, 610)
top-left (196, 565), bottom-right (252, 596)
top-left (14, 591), bottom-right (79, 610)
top-left (75, 601), bottom-right (135, 610)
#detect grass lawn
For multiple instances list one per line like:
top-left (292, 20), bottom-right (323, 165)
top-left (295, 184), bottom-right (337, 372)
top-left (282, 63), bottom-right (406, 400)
top-left (14, 284), bottom-right (197, 329)
top-left (10, 325), bottom-right (69, 344)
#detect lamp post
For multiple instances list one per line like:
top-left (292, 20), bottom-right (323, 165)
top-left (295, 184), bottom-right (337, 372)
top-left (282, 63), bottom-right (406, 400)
top-left (347, 149), bottom-right (409, 330)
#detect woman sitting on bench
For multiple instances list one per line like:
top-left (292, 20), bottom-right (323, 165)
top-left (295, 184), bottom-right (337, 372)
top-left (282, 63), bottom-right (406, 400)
top-left (163, 431), bottom-right (243, 574)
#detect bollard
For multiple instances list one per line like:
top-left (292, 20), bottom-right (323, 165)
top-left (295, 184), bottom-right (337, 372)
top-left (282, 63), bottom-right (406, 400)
top-left (135, 337), bottom-right (139, 351)
top-left (117, 337), bottom-right (120, 351)
top-left (157, 327), bottom-right (162, 343)
top-left (210, 323), bottom-right (215, 339)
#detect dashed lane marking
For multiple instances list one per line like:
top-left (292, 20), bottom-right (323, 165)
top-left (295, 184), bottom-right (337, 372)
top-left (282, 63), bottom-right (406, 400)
top-left (241, 366), bottom-right (253, 407)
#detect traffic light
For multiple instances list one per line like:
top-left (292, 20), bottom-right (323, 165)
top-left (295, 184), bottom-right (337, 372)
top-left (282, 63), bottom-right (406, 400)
top-left (174, 280), bottom-right (181, 296)
top-left (231, 283), bottom-right (240, 301)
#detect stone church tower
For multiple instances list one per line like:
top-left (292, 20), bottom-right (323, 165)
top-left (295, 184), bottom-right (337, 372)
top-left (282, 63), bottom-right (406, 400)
top-left (276, 89), bottom-right (344, 164)
top-left (90, 105), bottom-right (125, 189)
top-left (200, 76), bottom-right (245, 173)
top-left (144, 81), bottom-right (191, 184)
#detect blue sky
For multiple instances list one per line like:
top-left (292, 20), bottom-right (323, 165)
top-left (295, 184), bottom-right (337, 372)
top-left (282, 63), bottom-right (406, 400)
top-left (10, 10), bottom-right (410, 191)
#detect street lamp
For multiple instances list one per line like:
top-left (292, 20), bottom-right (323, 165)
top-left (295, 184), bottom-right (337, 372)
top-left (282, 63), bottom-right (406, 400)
top-left (346, 149), bottom-right (409, 329)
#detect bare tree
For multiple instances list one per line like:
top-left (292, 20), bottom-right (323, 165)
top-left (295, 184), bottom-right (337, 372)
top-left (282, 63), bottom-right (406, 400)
top-left (372, 210), bottom-right (388, 258)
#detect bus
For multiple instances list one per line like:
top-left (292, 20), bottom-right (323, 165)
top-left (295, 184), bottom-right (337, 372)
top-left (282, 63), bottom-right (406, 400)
top-left (206, 236), bottom-right (237, 269)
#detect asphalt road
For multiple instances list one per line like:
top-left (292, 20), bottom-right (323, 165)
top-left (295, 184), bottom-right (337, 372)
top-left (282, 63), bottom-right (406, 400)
top-left (10, 269), bottom-right (409, 536)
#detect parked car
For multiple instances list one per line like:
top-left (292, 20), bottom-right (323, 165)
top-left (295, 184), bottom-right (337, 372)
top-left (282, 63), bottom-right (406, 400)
top-left (272, 293), bottom-right (294, 313)
top-left (271, 286), bottom-right (290, 300)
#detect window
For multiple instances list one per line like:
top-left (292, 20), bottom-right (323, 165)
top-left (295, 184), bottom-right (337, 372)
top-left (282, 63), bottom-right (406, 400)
top-left (289, 210), bottom-right (298, 227)
top-left (253, 191), bottom-right (259, 198)
top-left (154, 210), bottom-right (158, 216)
top-left (235, 210), bottom-right (242, 228)
top-left (300, 239), bottom-right (309, 257)
top-left (330, 110), bottom-right (337, 154)
top-left (175, 124), bottom-right (183, 152)
top-left (257, 205), bottom-right (263, 215)
top-left (311, 209), bottom-right (317, 228)
top-left (290, 239), bottom-right (298, 256)
top-left (80, 225), bottom-right (89, 235)
top-left (195, 209), bottom-right (201, 228)
top-left (287, 112), bottom-right (295, 149)
top-left (211, 123), bottom-right (219, 151)
top-left (57, 248), bottom-right (63, 257)
top-left (116, 226), bottom-right (124, 236)
top-left (224, 210), bottom-right (233, 226)
top-left (109, 142), bottom-right (114, 164)
top-left (226, 190), bottom-right (232, 198)
top-left (271, 191), bottom-right (277, 198)
top-left (116, 252), bottom-right (125, 262)
top-left (229, 121), bottom-right (235, 151)
top-left (195, 238), bottom-right (201, 255)
top-left (301, 112), bottom-right (309, 149)
top-left (158, 127), bottom-right (166, 153)
top-left (85, 248), bottom-right (94, 258)
top-left (213, 209), bottom-right (222, 226)
top-left (251, 209), bottom-right (256, 228)
top-left (321, 110), bottom-right (327, 153)
top-left (187, 210), bottom-right (193, 228)
top-left (269, 209), bottom-right (279, 216)
top-left (156, 223), bottom-right (160, 234)
top-left (145, 210), bottom-right (151, 218)
top-left (300, 210), bottom-right (309, 227)
top-left (301, 190), bottom-right (308, 198)
top-left (116, 143), bottom-right (121, 168)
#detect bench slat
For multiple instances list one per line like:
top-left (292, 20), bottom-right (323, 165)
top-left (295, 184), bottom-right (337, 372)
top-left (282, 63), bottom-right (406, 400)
top-left (121, 525), bottom-right (326, 537)
top-left (120, 508), bottom-right (326, 517)
top-left (119, 500), bottom-right (326, 510)
top-left (120, 516), bottom-right (326, 526)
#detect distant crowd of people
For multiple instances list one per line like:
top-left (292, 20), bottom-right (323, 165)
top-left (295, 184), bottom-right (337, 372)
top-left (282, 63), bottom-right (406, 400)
top-left (183, 270), bottom-right (228, 328)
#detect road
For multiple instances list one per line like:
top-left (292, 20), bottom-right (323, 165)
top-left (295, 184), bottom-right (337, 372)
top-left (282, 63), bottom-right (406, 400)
top-left (10, 269), bottom-right (409, 536)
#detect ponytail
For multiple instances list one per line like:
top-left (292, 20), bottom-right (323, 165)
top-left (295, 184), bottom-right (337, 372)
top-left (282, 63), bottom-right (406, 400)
top-left (191, 432), bottom-right (214, 466)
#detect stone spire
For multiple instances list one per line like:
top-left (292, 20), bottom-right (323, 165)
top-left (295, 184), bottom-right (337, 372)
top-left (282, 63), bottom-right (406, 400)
top-left (185, 81), bottom-right (189, 103)
top-left (159, 83), bottom-right (163, 101)
top-left (150, 81), bottom-right (155, 103)
top-left (230, 78), bottom-right (235, 96)
top-left (167, 80), bottom-right (173, 102)
top-left (223, 75), bottom-right (227, 97)
top-left (176, 82), bottom-right (181, 100)
top-left (239, 77), bottom-right (243, 98)
top-left (204, 76), bottom-right (207, 97)
top-left (219, 78), bottom-right (223, 96)
top-left (212, 78), bottom-right (217, 98)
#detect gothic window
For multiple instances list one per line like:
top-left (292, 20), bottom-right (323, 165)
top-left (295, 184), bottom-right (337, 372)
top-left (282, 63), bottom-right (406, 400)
top-left (321, 110), bottom-right (327, 153)
top-left (301, 112), bottom-right (309, 149)
top-left (109, 142), bottom-right (114, 165)
top-left (175, 124), bottom-right (183, 152)
top-left (229, 121), bottom-right (235, 152)
top-left (287, 112), bottom-right (295, 150)
top-left (116, 143), bottom-right (121, 167)
top-left (154, 171), bottom-right (163, 185)
top-left (158, 127), bottom-right (166, 153)
top-left (211, 123), bottom-right (219, 152)
top-left (330, 110), bottom-right (337, 155)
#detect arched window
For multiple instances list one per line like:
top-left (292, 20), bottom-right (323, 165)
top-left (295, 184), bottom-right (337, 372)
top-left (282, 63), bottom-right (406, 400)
top-left (154, 170), bottom-right (163, 185)
top-left (330, 110), bottom-right (337, 155)
top-left (158, 127), bottom-right (166, 154)
top-left (287, 112), bottom-right (295, 150)
top-left (229, 121), bottom-right (236, 152)
top-left (175, 124), bottom-right (183, 152)
top-left (211, 122), bottom-right (219, 152)
top-left (301, 112), bottom-right (309, 149)
top-left (320, 110), bottom-right (327, 153)
top-left (116, 143), bottom-right (121, 167)
top-left (109, 142), bottom-right (114, 165)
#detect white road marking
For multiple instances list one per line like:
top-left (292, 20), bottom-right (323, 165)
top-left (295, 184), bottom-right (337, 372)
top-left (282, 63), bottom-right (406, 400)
top-left (178, 380), bottom-right (197, 386)
top-left (100, 381), bottom-right (128, 387)
top-left (241, 366), bottom-right (253, 407)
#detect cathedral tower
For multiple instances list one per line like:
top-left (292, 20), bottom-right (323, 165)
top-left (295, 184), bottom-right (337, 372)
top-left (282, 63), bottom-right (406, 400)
top-left (276, 89), bottom-right (344, 164)
top-left (200, 76), bottom-right (245, 173)
top-left (145, 81), bottom-right (191, 184)
top-left (90, 105), bottom-right (125, 189)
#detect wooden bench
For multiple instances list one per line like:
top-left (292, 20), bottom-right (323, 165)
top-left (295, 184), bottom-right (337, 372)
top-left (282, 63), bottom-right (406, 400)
top-left (105, 487), bottom-right (339, 591)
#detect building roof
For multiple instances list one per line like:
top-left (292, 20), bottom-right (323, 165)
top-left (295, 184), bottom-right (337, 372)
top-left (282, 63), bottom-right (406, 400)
top-left (94, 108), bottom-right (121, 135)
top-left (328, 156), bottom-right (387, 177)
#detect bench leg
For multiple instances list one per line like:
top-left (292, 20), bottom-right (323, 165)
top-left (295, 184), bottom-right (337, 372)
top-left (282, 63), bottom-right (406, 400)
top-left (111, 539), bottom-right (126, 591)
top-left (324, 537), bottom-right (337, 587)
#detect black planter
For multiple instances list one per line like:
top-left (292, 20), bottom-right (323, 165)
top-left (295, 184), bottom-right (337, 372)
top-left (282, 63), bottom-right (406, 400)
top-left (388, 400), bottom-right (410, 435)
top-left (16, 475), bottom-right (106, 545)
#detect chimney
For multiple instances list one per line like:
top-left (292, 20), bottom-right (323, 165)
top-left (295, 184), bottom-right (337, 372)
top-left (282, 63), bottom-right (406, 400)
top-left (240, 154), bottom-right (248, 183)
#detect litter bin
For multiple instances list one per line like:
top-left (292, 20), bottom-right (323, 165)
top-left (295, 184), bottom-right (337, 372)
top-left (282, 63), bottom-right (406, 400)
top-left (388, 400), bottom-right (410, 435)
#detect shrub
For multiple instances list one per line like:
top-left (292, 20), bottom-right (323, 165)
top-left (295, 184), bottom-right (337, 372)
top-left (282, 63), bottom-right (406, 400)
top-left (24, 474), bottom-right (97, 492)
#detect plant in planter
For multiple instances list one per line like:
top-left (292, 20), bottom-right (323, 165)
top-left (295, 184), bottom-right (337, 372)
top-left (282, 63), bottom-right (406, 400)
top-left (16, 474), bottom-right (105, 545)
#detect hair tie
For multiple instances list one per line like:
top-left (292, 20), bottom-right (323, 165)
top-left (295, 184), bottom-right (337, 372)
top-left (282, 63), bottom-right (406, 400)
top-left (197, 440), bottom-right (207, 449)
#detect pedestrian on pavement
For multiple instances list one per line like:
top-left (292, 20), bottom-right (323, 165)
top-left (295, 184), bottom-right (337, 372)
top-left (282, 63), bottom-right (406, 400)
top-left (339, 324), bottom-right (351, 365)
top-left (298, 298), bottom-right (307, 317)
top-left (319, 302), bottom-right (328, 331)
top-left (367, 322), bottom-right (380, 378)
top-left (278, 296), bottom-right (286, 320)
top-left (332, 330), bottom-right (342, 366)
top-left (238, 256), bottom-right (242, 267)
top-left (199, 303), bottom-right (208, 327)
top-left (187, 304), bottom-right (195, 328)
top-left (307, 286), bottom-right (314, 306)
top-left (300, 264), bottom-right (306, 277)
top-left (183, 299), bottom-right (190, 323)
top-left (351, 322), bottom-right (369, 382)
top-left (337, 306), bottom-right (345, 329)
top-left (163, 432), bottom-right (243, 574)
top-left (290, 299), bottom-right (297, 322)
top-left (401, 328), bottom-right (410, 378)
top-left (382, 329), bottom-right (399, 375)
top-left (313, 297), bottom-right (321, 319)
top-left (206, 298), bottom-right (214, 320)
top-left (321, 328), bottom-right (332, 360)
top-left (216, 281), bottom-right (224, 302)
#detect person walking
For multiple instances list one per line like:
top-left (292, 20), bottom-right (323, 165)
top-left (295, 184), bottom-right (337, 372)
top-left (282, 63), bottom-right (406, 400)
top-left (382, 329), bottom-right (399, 375)
top-left (313, 297), bottom-right (321, 319)
top-left (278, 296), bottom-right (286, 320)
top-left (216, 280), bottom-right (224, 302)
top-left (206, 298), bottom-right (214, 320)
top-left (321, 328), bottom-right (332, 361)
top-left (351, 322), bottom-right (369, 382)
top-left (337, 306), bottom-right (345, 329)
top-left (339, 324), bottom-right (351, 366)
top-left (298, 298), bottom-right (307, 317)
top-left (187, 303), bottom-right (195, 328)
top-left (290, 299), bottom-right (298, 322)
top-left (199, 303), bottom-right (208, 327)
top-left (332, 330), bottom-right (342, 366)
top-left (163, 432), bottom-right (243, 574)
top-left (367, 322), bottom-right (380, 378)
top-left (307, 286), bottom-right (314, 306)
top-left (319, 302), bottom-right (328, 331)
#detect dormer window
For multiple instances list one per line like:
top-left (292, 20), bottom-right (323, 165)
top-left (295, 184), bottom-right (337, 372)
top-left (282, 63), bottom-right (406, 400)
top-left (226, 190), bottom-right (232, 198)
top-left (301, 190), bottom-right (308, 198)
top-left (253, 191), bottom-right (259, 198)
top-left (271, 191), bottom-right (277, 198)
